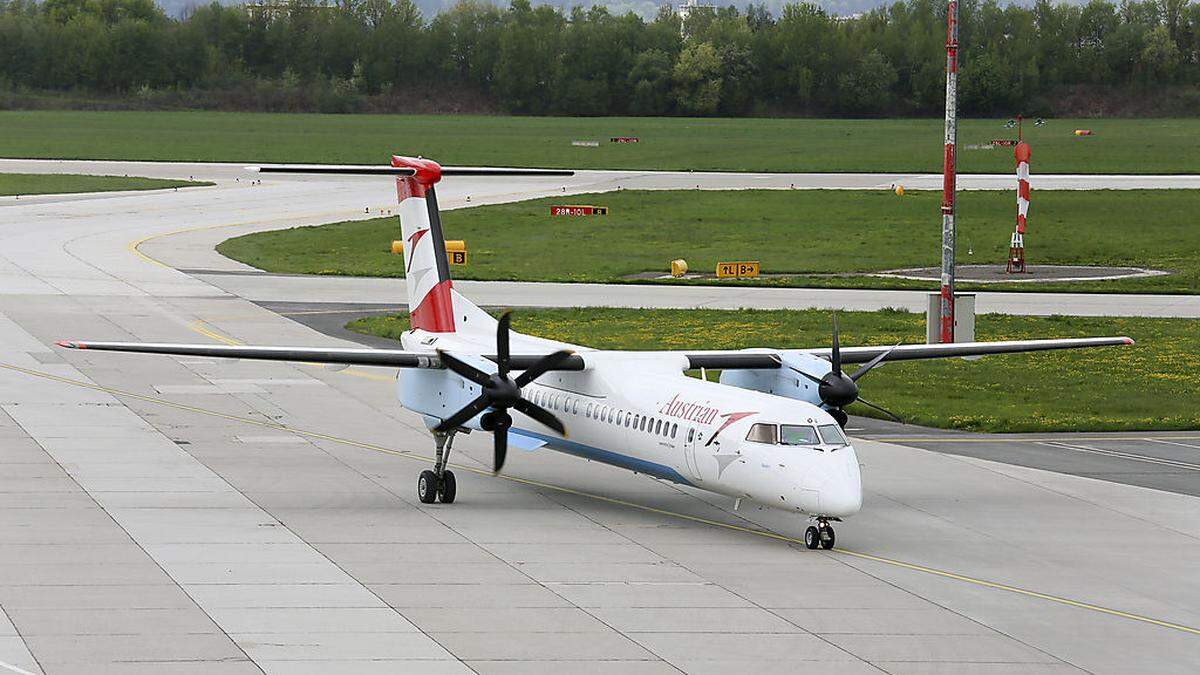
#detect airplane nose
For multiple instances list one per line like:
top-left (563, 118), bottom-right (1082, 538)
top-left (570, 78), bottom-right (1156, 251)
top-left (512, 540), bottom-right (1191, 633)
top-left (819, 446), bottom-right (862, 517)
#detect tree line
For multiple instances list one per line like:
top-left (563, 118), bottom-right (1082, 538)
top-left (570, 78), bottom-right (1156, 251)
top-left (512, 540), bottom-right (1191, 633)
top-left (0, 0), bottom-right (1197, 116)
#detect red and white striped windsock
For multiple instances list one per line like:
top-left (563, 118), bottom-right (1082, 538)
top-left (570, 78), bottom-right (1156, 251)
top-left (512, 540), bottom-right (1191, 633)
top-left (1014, 142), bottom-right (1031, 236)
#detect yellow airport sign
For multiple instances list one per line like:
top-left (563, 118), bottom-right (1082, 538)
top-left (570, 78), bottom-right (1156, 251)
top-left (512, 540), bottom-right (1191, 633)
top-left (392, 239), bottom-right (468, 265)
top-left (716, 261), bottom-right (760, 279)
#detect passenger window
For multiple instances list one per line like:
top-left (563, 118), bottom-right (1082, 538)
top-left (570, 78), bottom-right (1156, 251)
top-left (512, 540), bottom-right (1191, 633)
top-left (586, 402), bottom-right (594, 418)
top-left (607, 408), bottom-right (614, 423)
top-left (573, 399), bottom-right (579, 414)
top-left (640, 417), bottom-right (647, 432)
top-left (745, 423), bottom-right (778, 444)
top-left (670, 423), bottom-right (677, 439)
top-left (686, 428), bottom-right (694, 443)
top-left (780, 425), bottom-right (820, 446)
top-left (632, 414), bottom-right (639, 428)
top-left (817, 424), bottom-right (848, 446)
top-left (654, 419), bottom-right (662, 435)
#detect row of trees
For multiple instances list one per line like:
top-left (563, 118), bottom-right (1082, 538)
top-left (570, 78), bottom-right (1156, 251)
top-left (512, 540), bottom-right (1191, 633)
top-left (1, 0), bottom-right (1198, 115)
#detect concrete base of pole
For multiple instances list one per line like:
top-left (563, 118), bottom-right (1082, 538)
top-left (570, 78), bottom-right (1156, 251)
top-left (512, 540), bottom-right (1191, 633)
top-left (927, 292), bottom-right (975, 347)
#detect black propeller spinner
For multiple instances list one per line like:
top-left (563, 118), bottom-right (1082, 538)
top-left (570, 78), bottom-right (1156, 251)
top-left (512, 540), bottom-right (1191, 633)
top-left (790, 314), bottom-right (902, 428)
top-left (433, 311), bottom-right (573, 473)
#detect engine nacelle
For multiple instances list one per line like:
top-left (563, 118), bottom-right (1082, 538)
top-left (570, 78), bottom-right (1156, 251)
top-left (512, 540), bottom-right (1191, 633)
top-left (717, 351), bottom-right (831, 407)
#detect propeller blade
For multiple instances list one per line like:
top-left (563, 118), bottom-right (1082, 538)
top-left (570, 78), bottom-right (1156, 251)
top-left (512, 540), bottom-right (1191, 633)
top-left (849, 342), bottom-right (902, 382)
top-left (831, 313), bottom-right (842, 376)
top-left (514, 350), bottom-right (576, 387)
top-left (787, 365), bottom-right (824, 385)
top-left (433, 394), bottom-right (492, 432)
top-left (496, 310), bottom-right (512, 376)
top-left (856, 397), bottom-right (903, 423)
top-left (438, 350), bottom-right (492, 387)
top-left (493, 426), bottom-right (508, 474)
top-left (512, 398), bottom-right (566, 436)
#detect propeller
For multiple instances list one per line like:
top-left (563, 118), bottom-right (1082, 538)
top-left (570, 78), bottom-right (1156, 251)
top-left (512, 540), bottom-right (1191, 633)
top-left (433, 311), bottom-right (572, 473)
top-left (789, 314), bottom-right (903, 428)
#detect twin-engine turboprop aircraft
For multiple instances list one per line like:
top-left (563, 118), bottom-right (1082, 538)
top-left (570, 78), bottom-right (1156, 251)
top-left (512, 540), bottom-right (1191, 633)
top-left (58, 156), bottom-right (1133, 549)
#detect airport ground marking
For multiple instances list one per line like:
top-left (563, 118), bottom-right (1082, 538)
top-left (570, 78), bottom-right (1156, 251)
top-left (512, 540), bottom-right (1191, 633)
top-left (126, 203), bottom-right (391, 269)
top-left (1146, 438), bottom-right (1200, 451)
top-left (0, 659), bottom-right (38, 675)
top-left (870, 435), bottom-right (1200, 444)
top-left (1036, 440), bottom-right (1200, 472)
top-left (3, 358), bottom-right (1200, 639)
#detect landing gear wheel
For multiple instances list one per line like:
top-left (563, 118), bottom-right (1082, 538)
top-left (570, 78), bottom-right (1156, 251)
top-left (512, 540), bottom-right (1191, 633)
top-left (804, 526), bottom-right (821, 550)
top-left (819, 524), bottom-right (835, 550)
top-left (439, 470), bottom-right (456, 504)
top-left (830, 408), bottom-right (849, 428)
top-left (417, 470), bottom-right (438, 504)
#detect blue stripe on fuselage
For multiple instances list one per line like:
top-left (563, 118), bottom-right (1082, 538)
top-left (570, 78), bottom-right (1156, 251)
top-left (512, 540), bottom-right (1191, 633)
top-left (514, 428), bottom-right (694, 487)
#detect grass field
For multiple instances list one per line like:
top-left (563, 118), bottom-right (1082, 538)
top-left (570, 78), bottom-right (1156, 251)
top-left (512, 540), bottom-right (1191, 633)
top-left (218, 188), bottom-right (1200, 294)
top-left (1, 111), bottom-right (1196, 174)
top-left (0, 172), bottom-right (209, 196)
top-left (348, 308), bottom-right (1200, 433)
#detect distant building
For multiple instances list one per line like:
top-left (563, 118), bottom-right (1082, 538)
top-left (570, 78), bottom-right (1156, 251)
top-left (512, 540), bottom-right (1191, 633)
top-left (677, 0), bottom-right (715, 37)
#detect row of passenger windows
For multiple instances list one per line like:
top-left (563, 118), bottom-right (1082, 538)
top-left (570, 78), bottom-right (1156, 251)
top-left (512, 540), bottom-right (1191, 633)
top-left (529, 388), bottom-right (680, 440)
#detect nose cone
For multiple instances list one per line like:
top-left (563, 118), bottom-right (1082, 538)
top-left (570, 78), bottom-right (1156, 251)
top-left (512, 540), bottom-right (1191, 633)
top-left (820, 445), bottom-right (862, 518)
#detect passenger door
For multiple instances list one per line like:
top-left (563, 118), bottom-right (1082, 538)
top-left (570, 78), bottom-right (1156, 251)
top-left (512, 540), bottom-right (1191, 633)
top-left (683, 426), bottom-right (703, 482)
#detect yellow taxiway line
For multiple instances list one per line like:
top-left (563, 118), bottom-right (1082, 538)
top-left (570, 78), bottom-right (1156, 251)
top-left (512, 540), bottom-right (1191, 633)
top-left (2, 359), bottom-right (1198, 639)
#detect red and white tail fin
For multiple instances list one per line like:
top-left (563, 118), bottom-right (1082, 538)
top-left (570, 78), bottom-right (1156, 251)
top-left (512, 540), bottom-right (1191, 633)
top-left (394, 156), bottom-right (457, 333)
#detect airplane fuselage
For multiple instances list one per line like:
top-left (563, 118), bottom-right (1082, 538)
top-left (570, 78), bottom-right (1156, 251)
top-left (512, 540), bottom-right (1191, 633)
top-left (399, 327), bottom-right (863, 520)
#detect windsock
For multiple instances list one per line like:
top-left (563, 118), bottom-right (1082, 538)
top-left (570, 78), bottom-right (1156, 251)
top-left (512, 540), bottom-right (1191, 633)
top-left (1014, 142), bottom-right (1031, 235)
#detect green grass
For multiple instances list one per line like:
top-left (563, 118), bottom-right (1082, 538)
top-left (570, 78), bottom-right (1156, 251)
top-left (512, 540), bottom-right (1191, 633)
top-left (0, 172), bottom-right (209, 196)
top-left (1, 111), bottom-right (1196, 174)
top-left (217, 188), bottom-right (1200, 294)
top-left (347, 308), bottom-right (1200, 433)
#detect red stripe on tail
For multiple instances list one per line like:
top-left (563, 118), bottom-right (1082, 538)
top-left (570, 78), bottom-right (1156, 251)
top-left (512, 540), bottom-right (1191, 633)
top-left (410, 279), bottom-right (455, 333)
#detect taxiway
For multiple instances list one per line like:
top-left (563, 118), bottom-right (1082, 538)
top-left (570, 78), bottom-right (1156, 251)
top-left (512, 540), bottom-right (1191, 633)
top-left (0, 160), bottom-right (1197, 674)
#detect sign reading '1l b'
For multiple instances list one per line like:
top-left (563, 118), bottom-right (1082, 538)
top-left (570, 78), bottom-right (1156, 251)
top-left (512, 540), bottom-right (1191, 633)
top-left (716, 261), bottom-right (760, 279)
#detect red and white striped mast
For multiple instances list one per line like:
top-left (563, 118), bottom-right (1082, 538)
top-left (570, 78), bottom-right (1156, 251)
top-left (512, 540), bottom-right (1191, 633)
top-left (938, 0), bottom-right (959, 344)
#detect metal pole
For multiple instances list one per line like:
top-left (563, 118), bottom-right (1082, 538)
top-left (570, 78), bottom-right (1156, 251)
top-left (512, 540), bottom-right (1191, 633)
top-left (939, 0), bottom-right (959, 344)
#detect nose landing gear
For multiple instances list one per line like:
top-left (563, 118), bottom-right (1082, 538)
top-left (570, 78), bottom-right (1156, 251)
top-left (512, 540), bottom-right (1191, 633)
top-left (804, 518), bottom-right (836, 550)
top-left (418, 430), bottom-right (458, 504)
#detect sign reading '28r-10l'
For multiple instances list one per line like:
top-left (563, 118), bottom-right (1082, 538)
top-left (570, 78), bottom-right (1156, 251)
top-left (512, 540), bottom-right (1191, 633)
top-left (550, 205), bottom-right (608, 216)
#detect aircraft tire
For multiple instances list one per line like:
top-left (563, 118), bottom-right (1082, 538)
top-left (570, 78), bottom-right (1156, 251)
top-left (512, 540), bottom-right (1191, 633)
top-left (439, 470), bottom-right (457, 504)
top-left (804, 526), bottom-right (820, 549)
top-left (418, 470), bottom-right (438, 504)
top-left (819, 525), bottom-right (835, 550)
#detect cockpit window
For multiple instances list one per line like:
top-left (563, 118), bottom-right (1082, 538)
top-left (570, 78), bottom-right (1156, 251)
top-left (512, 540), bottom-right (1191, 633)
top-left (779, 425), bottom-right (820, 446)
top-left (817, 424), bottom-right (848, 446)
top-left (745, 423), bottom-right (777, 444)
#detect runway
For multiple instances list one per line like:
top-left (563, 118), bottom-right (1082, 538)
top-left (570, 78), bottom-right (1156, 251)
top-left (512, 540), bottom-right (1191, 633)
top-left (0, 160), bottom-right (1198, 673)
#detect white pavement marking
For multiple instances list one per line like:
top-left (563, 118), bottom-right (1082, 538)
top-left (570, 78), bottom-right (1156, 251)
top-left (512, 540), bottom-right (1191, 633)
top-left (1036, 441), bottom-right (1200, 471)
top-left (0, 660), bottom-right (38, 675)
top-left (1147, 438), bottom-right (1200, 451)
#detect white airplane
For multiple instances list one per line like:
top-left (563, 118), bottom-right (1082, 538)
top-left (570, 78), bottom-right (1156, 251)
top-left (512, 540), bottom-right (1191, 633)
top-left (58, 156), bottom-right (1133, 549)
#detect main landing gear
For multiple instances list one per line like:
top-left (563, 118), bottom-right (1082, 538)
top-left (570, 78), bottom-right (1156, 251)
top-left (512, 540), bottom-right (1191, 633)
top-left (804, 518), bottom-right (836, 550)
top-left (418, 430), bottom-right (457, 504)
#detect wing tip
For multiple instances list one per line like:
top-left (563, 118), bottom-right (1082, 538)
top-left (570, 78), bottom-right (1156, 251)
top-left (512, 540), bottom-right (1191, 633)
top-left (1122, 336), bottom-right (1135, 345)
top-left (56, 340), bottom-right (82, 349)
top-left (244, 166), bottom-right (262, 173)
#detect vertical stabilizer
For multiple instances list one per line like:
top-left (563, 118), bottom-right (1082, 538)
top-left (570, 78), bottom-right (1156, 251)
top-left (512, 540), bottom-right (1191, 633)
top-left (394, 155), bottom-right (455, 333)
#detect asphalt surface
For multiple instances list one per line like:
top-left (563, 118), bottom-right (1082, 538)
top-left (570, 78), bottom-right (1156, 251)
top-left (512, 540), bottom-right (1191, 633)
top-left (0, 160), bottom-right (1197, 674)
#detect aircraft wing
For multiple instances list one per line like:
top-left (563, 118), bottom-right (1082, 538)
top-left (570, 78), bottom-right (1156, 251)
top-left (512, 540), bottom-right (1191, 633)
top-left (55, 341), bottom-right (587, 371)
top-left (680, 336), bottom-right (1134, 370)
